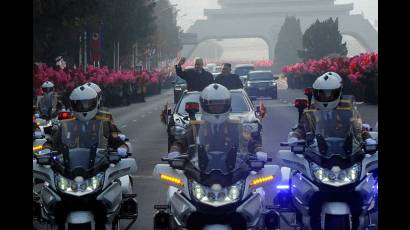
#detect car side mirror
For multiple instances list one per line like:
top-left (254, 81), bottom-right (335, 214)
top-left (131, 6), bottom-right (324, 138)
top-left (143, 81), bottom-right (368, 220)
top-left (167, 108), bottom-right (172, 116)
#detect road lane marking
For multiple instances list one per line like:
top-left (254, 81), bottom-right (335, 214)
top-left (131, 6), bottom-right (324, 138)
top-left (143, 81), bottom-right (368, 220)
top-left (132, 120), bottom-right (137, 122)
top-left (121, 124), bottom-right (127, 128)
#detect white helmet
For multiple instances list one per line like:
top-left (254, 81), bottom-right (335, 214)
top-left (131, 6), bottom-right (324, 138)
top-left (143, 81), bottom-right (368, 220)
top-left (200, 84), bottom-right (231, 124)
top-left (41, 81), bottom-right (54, 95)
top-left (69, 85), bottom-right (98, 122)
top-left (312, 72), bottom-right (342, 111)
top-left (83, 82), bottom-right (102, 108)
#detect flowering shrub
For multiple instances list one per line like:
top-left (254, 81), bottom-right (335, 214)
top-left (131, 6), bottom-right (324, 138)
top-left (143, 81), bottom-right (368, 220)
top-left (282, 53), bottom-right (378, 103)
top-left (33, 64), bottom-right (172, 91)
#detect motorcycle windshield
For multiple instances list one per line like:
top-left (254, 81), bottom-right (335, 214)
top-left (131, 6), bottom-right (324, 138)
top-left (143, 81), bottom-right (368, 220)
top-left (189, 120), bottom-right (248, 175)
top-left (60, 119), bottom-right (107, 149)
top-left (307, 110), bottom-right (363, 158)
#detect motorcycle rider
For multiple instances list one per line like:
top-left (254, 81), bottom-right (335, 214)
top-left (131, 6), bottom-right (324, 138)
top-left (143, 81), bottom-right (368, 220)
top-left (46, 85), bottom-right (129, 157)
top-left (169, 83), bottom-right (263, 156)
top-left (288, 72), bottom-right (374, 144)
top-left (36, 81), bottom-right (60, 119)
top-left (83, 82), bottom-right (114, 123)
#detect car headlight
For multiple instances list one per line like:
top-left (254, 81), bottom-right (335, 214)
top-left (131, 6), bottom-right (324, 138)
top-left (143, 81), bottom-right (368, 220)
top-left (269, 82), bottom-right (277, 86)
top-left (310, 162), bottom-right (361, 187)
top-left (55, 172), bottom-right (104, 196)
top-left (170, 125), bottom-right (186, 136)
top-left (247, 82), bottom-right (252, 87)
top-left (190, 181), bottom-right (244, 207)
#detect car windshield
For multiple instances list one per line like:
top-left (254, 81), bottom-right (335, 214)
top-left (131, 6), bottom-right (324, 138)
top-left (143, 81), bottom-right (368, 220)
top-left (176, 92), bottom-right (250, 115)
top-left (248, 72), bottom-right (274, 81)
top-left (234, 66), bottom-right (254, 76)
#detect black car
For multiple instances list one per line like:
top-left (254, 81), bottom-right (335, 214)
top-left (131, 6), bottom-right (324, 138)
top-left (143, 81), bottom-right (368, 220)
top-left (173, 76), bottom-right (187, 104)
top-left (245, 70), bottom-right (278, 100)
top-left (162, 89), bottom-right (265, 152)
top-left (233, 64), bottom-right (255, 84)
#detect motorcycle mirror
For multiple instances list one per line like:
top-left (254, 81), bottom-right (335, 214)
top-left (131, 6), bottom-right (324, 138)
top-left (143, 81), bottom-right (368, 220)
top-left (364, 144), bottom-right (378, 154)
top-left (37, 155), bottom-right (51, 165)
top-left (256, 152), bottom-right (268, 162)
top-left (108, 155), bottom-right (121, 163)
top-left (294, 98), bottom-right (308, 109)
top-left (304, 87), bottom-right (313, 97)
top-left (249, 160), bottom-right (265, 170)
top-left (169, 159), bottom-right (186, 170)
top-left (290, 140), bottom-right (306, 153)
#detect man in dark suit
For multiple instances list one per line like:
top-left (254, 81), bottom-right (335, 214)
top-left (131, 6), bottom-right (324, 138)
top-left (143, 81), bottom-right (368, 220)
top-left (175, 57), bottom-right (214, 92)
top-left (215, 63), bottom-right (243, 90)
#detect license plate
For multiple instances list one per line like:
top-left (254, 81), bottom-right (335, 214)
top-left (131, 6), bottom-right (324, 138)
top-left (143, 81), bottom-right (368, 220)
top-left (259, 87), bottom-right (266, 90)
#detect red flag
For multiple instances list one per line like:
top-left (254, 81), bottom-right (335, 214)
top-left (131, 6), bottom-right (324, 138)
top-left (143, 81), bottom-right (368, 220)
top-left (90, 32), bottom-right (101, 63)
top-left (259, 100), bottom-right (267, 118)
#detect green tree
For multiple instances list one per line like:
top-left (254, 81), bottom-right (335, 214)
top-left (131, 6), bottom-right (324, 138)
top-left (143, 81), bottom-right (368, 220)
top-left (274, 16), bottom-right (303, 73)
top-left (298, 17), bottom-right (347, 61)
top-left (33, 0), bottom-right (158, 67)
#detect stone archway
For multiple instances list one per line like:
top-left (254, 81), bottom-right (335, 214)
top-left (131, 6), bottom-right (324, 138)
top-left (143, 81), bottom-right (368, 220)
top-left (181, 0), bottom-right (377, 60)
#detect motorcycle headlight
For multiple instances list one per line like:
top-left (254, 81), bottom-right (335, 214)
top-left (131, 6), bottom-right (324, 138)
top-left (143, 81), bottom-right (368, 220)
top-left (175, 87), bottom-right (182, 91)
top-left (191, 181), bottom-right (244, 207)
top-left (310, 162), bottom-right (361, 187)
top-left (55, 172), bottom-right (105, 196)
top-left (170, 125), bottom-right (186, 136)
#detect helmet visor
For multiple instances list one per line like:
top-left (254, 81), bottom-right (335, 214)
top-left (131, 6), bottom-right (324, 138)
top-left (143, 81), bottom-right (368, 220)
top-left (313, 88), bottom-right (341, 102)
top-left (70, 98), bottom-right (97, 112)
top-left (42, 87), bottom-right (54, 93)
top-left (201, 99), bottom-right (231, 114)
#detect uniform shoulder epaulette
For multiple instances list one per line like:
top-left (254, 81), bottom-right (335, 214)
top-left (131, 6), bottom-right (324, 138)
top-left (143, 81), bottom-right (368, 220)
top-left (336, 100), bottom-right (353, 110)
top-left (228, 118), bottom-right (241, 124)
top-left (190, 120), bottom-right (204, 125)
top-left (61, 117), bottom-right (76, 122)
top-left (99, 110), bottom-right (112, 115)
top-left (95, 115), bottom-right (111, 121)
top-left (304, 109), bottom-right (317, 113)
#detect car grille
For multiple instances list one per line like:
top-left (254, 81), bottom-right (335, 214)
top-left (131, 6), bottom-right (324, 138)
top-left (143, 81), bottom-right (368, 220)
top-left (249, 82), bottom-right (270, 88)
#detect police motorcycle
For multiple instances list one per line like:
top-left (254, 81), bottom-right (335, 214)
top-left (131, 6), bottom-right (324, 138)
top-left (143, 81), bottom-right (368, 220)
top-left (33, 122), bottom-right (138, 230)
top-left (33, 111), bottom-right (73, 158)
top-left (271, 98), bottom-right (378, 230)
top-left (153, 102), bottom-right (281, 230)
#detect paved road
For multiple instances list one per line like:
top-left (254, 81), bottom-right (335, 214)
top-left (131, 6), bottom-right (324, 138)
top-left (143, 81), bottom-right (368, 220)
top-left (35, 84), bottom-right (378, 229)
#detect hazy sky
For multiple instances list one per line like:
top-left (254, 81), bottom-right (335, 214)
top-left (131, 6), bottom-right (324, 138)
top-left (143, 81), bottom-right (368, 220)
top-left (171, 0), bottom-right (378, 30)
top-left (171, 0), bottom-right (377, 60)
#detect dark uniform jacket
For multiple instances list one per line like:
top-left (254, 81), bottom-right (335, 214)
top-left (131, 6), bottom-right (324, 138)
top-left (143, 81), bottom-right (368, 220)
top-left (48, 116), bottom-right (125, 152)
top-left (215, 73), bottom-right (243, 90)
top-left (175, 65), bottom-right (214, 92)
top-left (293, 99), bottom-right (370, 141)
